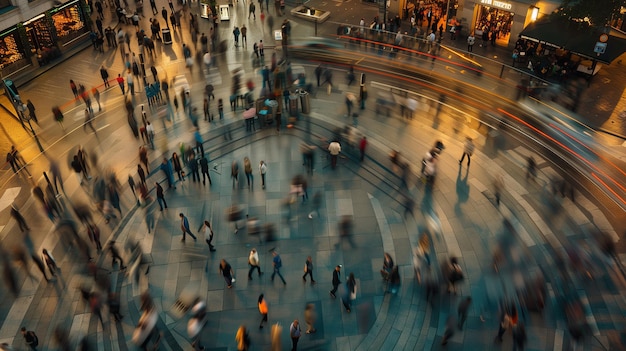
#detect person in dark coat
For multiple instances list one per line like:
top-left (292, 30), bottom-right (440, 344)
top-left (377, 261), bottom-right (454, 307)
top-left (10, 203), bottom-right (30, 232)
top-left (330, 265), bottom-right (341, 298)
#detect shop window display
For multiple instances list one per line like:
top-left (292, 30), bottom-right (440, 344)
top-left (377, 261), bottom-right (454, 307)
top-left (52, 3), bottom-right (88, 46)
top-left (0, 31), bottom-right (29, 74)
top-left (474, 6), bottom-right (513, 46)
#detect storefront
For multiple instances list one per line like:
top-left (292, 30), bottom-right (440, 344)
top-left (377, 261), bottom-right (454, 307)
top-left (459, 0), bottom-right (559, 48)
top-left (0, 27), bottom-right (29, 74)
top-left (51, 0), bottom-right (89, 46)
top-left (0, 0), bottom-right (90, 76)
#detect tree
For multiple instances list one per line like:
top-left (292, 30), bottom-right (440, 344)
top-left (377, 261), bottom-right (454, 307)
top-left (554, 0), bottom-right (625, 28)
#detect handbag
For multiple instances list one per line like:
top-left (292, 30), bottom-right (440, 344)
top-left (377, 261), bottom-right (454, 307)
top-left (303, 263), bottom-right (307, 272)
top-left (350, 284), bottom-right (357, 300)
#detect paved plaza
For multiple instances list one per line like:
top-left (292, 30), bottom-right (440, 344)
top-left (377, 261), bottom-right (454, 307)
top-left (0, 0), bottom-right (625, 350)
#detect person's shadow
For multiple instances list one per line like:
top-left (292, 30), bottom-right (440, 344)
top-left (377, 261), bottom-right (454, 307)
top-left (454, 165), bottom-right (470, 216)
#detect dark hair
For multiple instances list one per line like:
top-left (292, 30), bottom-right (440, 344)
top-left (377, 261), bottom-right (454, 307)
top-left (258, 294), bottom-right (264, 303)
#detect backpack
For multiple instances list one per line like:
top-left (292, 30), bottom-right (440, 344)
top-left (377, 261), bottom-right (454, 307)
top-left (29, 331), bottom-right (39, 347)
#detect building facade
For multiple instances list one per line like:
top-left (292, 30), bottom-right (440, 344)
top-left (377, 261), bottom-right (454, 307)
top-left (457, 0), bottom-right (560, 47)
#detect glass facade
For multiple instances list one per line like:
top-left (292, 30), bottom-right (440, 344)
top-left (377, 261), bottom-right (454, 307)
top-left (0, 28), bottom-right (29, 73)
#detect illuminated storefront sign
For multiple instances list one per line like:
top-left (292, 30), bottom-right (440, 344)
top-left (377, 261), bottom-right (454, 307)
top-left (480, 0), bottom-right (512, 10)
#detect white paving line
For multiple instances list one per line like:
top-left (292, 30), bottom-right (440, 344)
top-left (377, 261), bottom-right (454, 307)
top-left (553, 329), bottom-right (564, 351)
top-left (369, 194), bottom-right (395, 256)
top-left (0, 295), bottom-right (34, 340)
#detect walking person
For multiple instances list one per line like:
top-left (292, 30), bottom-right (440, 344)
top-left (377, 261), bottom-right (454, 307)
top-left (231, 160), bottom-right (239, 189)
top-left (458, 137), bottom-right (474, 167)
top-left (160, 157), bottom-right (176, 189)
top-left (219, 259), bottom-right (235, 288)
top-left (441, 315), bottom-right (457, 345)
top-left (108, 240), bottom-right (126, 270)
top-left (302, 255), bottom-right (315, 284)
top-left (244, 157), bottom-right (253, 188)
top-left (330, 265), bottom-right (341, 298)
top-left (84, 108), bottom-right (97, 134)
top-left (162, 7), bottom-right (169, 27)
top-left (493, 173), bottom-right (504, 206)
top-left (233, 26), bottom-right (240, 47)
top-left (179, 213), bottom-right (197, 242)
top-left (512, 321), bottom-right (527, 351)
top-left (155, 182), bottom-right (167, 211)
top-left (235, 325), bottom-right (250, 351)
top-left (241, 25), bottom-right (247, 46)
top-left (21, 327), bottom-right (38, 351)
top-left (137, 164), bottom-right (146, 185)
top-left (248, 1), bottom-right (256, 19)
top-left (289, 320), bottom-right (301, 351)
top-left (116, 74), bottom-right (125, 94)
top-left (42, 249), bottom-right (58, 277)
top-left (259, 160), bottom-right (267, 189)
top-left (457, 297), bottom-right (472, 330)
top-left (100, 66), bottom-right (110, 88)
top-left (200, 220), bottom-right (216, 251)
top-left (172, 152), bottom-right (184, 181)
top-left (199, 155), bottom-right (212, 185)
top-left (258, 294), bottom-right (268, 328)
top-left (304, 303), bottom-right (317, 334)
top-left (271, 251), bottom-right (286, 285)
top-left (10, 203), bottom-right (30, 232)
top-left (26, 100), bottom-right (38, 124)
top-left (343, 272), bottom-right (357, 312)
top-left (248, 248), bottom-right (262, 279)
top-left (525, 156), bottom-right (537, 181)
top-left (328, 140), bottom-right (341, 169)
top-left (359, 136), bottom-right (367, 162)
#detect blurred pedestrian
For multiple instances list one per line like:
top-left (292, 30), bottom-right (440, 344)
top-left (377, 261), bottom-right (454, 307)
top-left (304, 303), bottom-right (317, 333)
top-left (271, 251), bottom-right (286, 285)
top-left (359, 136), bottom-right (367, 162)
top-left (342, 272), bottom-right (356, 312)
top-left (248, 248), bottom-right (262, 279)
top-left (21, 327), bottom-right (38, 351)
top-left (244, 157), bottom-right (253, 188)
top-left (136, 146), bottom-right (147, 173)
top-left (10, 203), bottom-right (30, 232)
top-left (42, 249), bottom-right (58, 277)
top-left (199, 155), bottom-right (212, 186)
top-left (107, 240), bottom-right (126, 270)
top-left (108, 292), bottom-right (123, 321)
top-left (339, 215), bottom-right (355, 248)
top-left (330, 265), bottom-right (341, 298)
top-left (302, 255), bottom-right (315, 283)
top-left (493, 173), bottom-right (504, 206)
top-left (231, 160), bottom-right (240, 188)
top-left (155, 182), bottom-right (167, 211)
top-left (512, 321), bottom-right (527, 351)
top-left (258, 294), bottom-right (268, 328)
top-left (525, 156), bottom-right (537, 181)
top-left (259, 160), bottom-right (267, 189)
top-left (270, 323), bottom-right (281, 351)
top-left (445, 257), bottom-right (463, 294)
top-left (70, 79), bottom-right (79, 98)
top-left (200, 220), bottom-right (216, 251)
top-left (172, 152), bottom-right (184, 181)
top-left (235, 325), bottom-right (250, 351)
top-left (137, 164), bottom-right (146, 185)
top-left (84, 108), bottom-right (97, 134)
top-left (308, 191), bottom-right (322, 219)
top-left (457, 297), bottom-right (472, 330)
top-left (26, 100), bottom-right (38, 124)
top-left (289, 320), bottom-right (301, 351)
top-left (328, 140), bottom-right (341, 169)
top-left (179, 213), bottom-right (197, 242)
top-left (219, 259), bottom-right (235, 288)
top-left (160, 158), bottom-right (175, 189)
top-left (441, 315), bottom-right (456, 345)
top-left (458, 137), bottom-right (474, 167)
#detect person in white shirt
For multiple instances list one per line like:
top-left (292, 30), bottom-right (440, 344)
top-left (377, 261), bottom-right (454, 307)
top-left (259, 160), bottom-right (267, 189)
top-left (328, 141), bottom-right (341, 169)
top-left (248, 248), bottom-right (262, 279)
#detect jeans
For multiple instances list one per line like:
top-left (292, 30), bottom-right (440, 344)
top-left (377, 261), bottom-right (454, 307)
top-left (272, 267), bottom-right (286, 284)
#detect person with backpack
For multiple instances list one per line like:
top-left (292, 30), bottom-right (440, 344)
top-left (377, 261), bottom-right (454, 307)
top-left (21, 327), bottom-right (38, 351)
